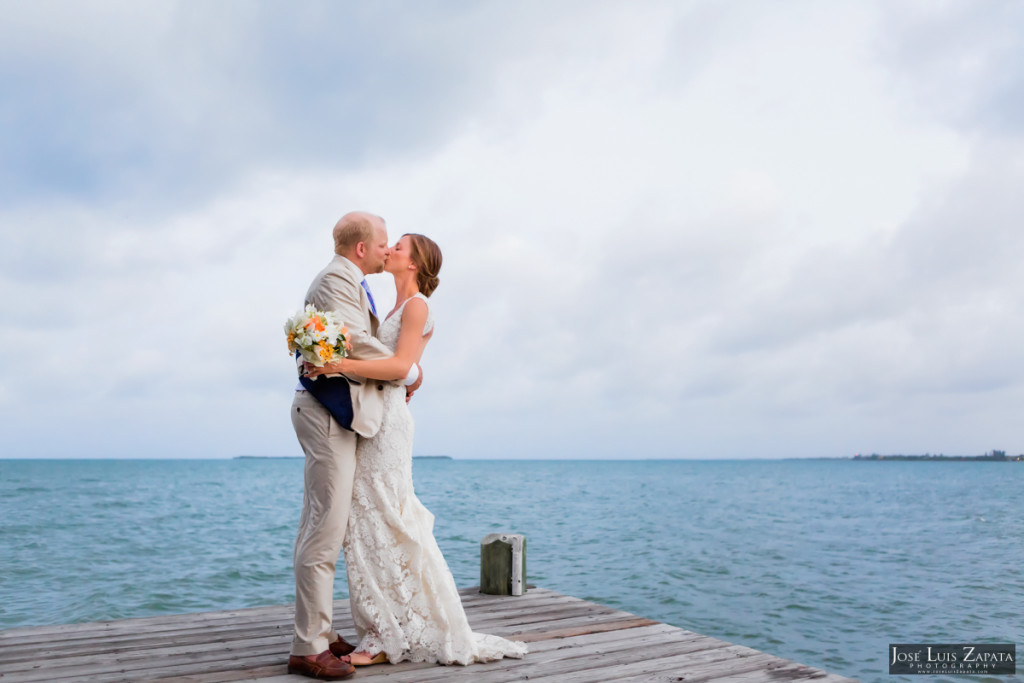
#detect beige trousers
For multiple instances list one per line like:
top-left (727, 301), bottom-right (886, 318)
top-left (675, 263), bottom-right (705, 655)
top-left (290, 390), bottom-right (357, 656)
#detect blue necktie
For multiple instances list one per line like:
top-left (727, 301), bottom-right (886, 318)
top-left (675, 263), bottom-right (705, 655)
top-left (360, 279), bottom-right (377, 317)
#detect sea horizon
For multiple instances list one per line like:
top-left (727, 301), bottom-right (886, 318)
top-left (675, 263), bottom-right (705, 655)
top-left (2, 454), bottom-right (1020, 461)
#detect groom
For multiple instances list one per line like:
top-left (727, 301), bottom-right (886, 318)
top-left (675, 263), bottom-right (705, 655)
top-left (287, 211), bottom-right (414, 680)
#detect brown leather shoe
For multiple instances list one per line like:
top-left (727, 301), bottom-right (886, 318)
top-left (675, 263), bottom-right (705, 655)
top-left (329, 636), bottom-right (356, 657)
top-left (287, 650), bottom-right (355, 680)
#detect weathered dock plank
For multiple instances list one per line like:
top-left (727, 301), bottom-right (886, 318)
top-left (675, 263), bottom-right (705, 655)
top-left (0, 587), bottom-right (858, 682)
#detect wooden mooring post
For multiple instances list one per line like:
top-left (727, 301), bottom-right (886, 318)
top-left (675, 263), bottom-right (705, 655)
top-left (480, 533), bottom-right (526, 596)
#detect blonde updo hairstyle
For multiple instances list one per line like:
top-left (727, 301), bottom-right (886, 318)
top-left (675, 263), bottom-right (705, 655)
top-left (405, 233), bottom-right (442, 297)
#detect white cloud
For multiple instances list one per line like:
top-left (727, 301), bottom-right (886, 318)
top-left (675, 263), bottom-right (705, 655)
top-left (1, 0), bottom-right (1022, 459)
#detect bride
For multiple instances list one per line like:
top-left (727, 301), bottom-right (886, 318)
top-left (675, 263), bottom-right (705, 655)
top-left (307, 233), bottom-right (528, 667)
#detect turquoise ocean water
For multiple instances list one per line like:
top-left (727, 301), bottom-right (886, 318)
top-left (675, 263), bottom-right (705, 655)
top-left (0, 458), bottom-right (1020, 682)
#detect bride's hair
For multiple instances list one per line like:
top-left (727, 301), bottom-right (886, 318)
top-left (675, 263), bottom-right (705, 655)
top-left (405, 233), bottom-right (442, 297)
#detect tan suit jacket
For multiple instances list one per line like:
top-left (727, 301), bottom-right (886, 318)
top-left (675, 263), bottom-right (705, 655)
top-left (298, 255), bottom-right (393, 437)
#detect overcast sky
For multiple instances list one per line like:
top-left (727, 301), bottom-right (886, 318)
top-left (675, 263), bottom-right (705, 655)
top-left (1, 0), bottom-right (1022, 459)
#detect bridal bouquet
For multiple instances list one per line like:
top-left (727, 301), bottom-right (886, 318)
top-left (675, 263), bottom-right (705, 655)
top-left (284, 305), bottom-right (352, 367)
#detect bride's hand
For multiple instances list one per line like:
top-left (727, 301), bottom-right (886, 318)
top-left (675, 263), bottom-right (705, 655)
top-left (304, 359), bottom-right (345, 378)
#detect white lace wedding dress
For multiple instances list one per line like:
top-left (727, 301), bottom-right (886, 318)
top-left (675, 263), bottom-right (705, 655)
top-left (343, 293), bottom-right (528, 665)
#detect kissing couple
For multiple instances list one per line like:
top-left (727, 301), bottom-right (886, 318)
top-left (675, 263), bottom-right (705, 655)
top-left (286, 212), bottom-right (527, 679)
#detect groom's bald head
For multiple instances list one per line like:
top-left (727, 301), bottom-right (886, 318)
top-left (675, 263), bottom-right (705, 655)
top-left (333, 211), bottom-right (384, 255)
top-left (333, 211), bottom-right (389, 274)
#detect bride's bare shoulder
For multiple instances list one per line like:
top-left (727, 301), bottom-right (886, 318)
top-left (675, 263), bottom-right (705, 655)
top-left (402, 296), bottom-right (433, 337)
top-left (400, 296), bottom-right (429, 323)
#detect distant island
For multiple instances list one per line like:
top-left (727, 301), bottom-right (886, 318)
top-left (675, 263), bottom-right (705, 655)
top-left (853, 450), bottom-right (1022, 462)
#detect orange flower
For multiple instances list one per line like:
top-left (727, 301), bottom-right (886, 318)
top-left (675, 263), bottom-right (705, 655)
top-left (305, 316), bottom-right (325, 332)
top-left (286, 331), bottom-right (296, 352)
top-left (317, 341), bottom-right (332, 361)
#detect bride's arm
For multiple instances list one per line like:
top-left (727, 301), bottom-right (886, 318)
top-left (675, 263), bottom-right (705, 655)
top-left (309, 298), bottom-right (431, 381)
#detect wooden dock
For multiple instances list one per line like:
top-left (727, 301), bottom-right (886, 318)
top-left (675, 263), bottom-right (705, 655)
top-left (0, 587), bottom-right (858, 682)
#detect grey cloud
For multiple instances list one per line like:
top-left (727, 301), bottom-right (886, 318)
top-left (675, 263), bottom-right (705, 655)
top-left (699, 143), bottom-right (1024, 409)
top-left (0, 1), bottom-right (590, 210)
top-left (877, 1), bottom-right (1024, 132)
top-left (3, 0), bottom-right (1023, 461)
